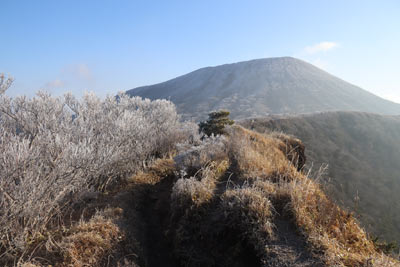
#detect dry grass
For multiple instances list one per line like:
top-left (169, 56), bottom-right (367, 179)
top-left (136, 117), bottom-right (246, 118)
top-left (23, 264), bottom-right (39, 267)
top-left (174, 135), bottom-right (228, 177)
top-left (230, 126), bottom-right (398, 266)
top-left (169, 159), bottom-right (231, 265)
top-left (171, 177), bottom-right (214, 209)
top-left (287, 176), bottom-right (398, 266)
top-left (18, 263), bottom-right (40, 267)
top-left (228, 126), bottom-right (300, 181)
top-left (240, 113), bottom-right (400, 246)
top-left (220, 186), bottom-right (275, 254)
top-left (60, 211), bottom-right (122, 267)
top-left (128, 158), bottom-right (175, 185)
top-left (171, 159), bottom-right (229, 209)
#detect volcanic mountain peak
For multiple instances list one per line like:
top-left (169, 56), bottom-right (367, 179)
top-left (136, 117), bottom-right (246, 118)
top-left (127, 57), bottom-right (400, 120)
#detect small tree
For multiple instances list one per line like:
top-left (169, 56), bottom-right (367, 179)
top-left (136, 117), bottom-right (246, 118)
top-left (199, 110), bottom-right (234, 136)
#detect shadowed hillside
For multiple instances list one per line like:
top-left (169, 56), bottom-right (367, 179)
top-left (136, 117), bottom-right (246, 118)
top-left (127, 57), bottom-right (400, 120)
top-left (240, 111), bottom-right (400, 246)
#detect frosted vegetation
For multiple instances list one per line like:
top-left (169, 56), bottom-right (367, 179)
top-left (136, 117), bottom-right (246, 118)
top-left (1, 74), bottom-right (398, 266)
top-left (0, 75), bottom-right (196, 257)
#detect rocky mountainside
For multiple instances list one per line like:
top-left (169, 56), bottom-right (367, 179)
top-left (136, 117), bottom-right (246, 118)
top-left (127, 57), bottom-right (400, 120)
top-left (240, 111), bottom-right (400, 245)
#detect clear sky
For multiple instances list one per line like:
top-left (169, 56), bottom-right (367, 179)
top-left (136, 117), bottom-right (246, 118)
top-left (1, 0), bottom-right (399, 102)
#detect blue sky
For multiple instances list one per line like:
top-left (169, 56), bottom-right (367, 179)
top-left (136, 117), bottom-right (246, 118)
top-left (1, 0), bottom-right (400, 102)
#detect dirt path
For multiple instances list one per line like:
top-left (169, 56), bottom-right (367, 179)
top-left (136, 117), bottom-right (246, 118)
top-left (263, 215), bottom-right (325, 267)
top-left (102, 172), bottom-right (179, 267)
top-left (138, 175), bottom-right (179, 267)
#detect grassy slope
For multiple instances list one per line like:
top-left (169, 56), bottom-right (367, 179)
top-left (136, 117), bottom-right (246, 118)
top-left (240, 111), bottom-right (400, 244)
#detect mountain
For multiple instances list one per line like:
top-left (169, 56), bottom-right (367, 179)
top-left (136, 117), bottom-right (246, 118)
top-left (127, 57), bottom-right (400, 120)
top-left (240, 111), bottom-right (400, 244)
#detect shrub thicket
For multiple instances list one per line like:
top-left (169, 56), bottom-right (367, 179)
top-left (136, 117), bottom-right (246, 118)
top-left (0, 82), bottom-right (193, 262)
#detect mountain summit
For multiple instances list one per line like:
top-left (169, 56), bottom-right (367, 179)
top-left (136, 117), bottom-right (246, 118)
top-left (127, 57), bottom-right (400, 120)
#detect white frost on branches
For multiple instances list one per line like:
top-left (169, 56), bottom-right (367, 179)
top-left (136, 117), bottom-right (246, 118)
top-left (0, 86), bottom-right (190, 252)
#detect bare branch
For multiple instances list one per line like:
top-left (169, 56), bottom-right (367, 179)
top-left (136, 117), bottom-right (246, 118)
top-left (0, 73), bottom-right (14, 95)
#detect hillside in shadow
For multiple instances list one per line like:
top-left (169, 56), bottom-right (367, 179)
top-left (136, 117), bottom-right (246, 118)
top-left (240, 111), bottom-right (400, 245)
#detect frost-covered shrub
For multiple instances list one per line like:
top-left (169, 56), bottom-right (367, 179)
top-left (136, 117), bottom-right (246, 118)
top-left (174, 135), bottom-right (227, 176)
top-left (219, 185), bottom-right (275, 263)
top-left (0, 89), bottom-right (186, 255)
top-left (0, 74), bottom-right (13, 94)
top-left (171, 177), bottom-right (213, 210)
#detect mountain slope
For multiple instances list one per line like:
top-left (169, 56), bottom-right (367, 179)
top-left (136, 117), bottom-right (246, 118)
top-left (127, 57), bottom-right (400, 120)
top-left (240, 111), bottom-right (400, 245)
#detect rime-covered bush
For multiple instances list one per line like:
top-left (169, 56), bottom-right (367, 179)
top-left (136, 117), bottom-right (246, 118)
top-left (0, 74), bottom-right (13, 94)
top-left (0, 90), bottom-right (187, 255)
top-left (174, 135), bottom-right (227, 176)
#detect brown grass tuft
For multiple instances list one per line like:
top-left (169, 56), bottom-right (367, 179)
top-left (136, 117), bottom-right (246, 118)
top-left (229, 126), bottom-right (302, 181)
top-left (220, 185), bottom-right (275, 244)
top-left (171, 160), bottom-right (229, 210)
top-left (18, 263), bottom-right (41, 267)
top-left (61, 212), bottom-right (121, 267)
top-left (287, 176), bottom-right (396, 266)
top-left (128, 158), bottom-right (175, 185)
